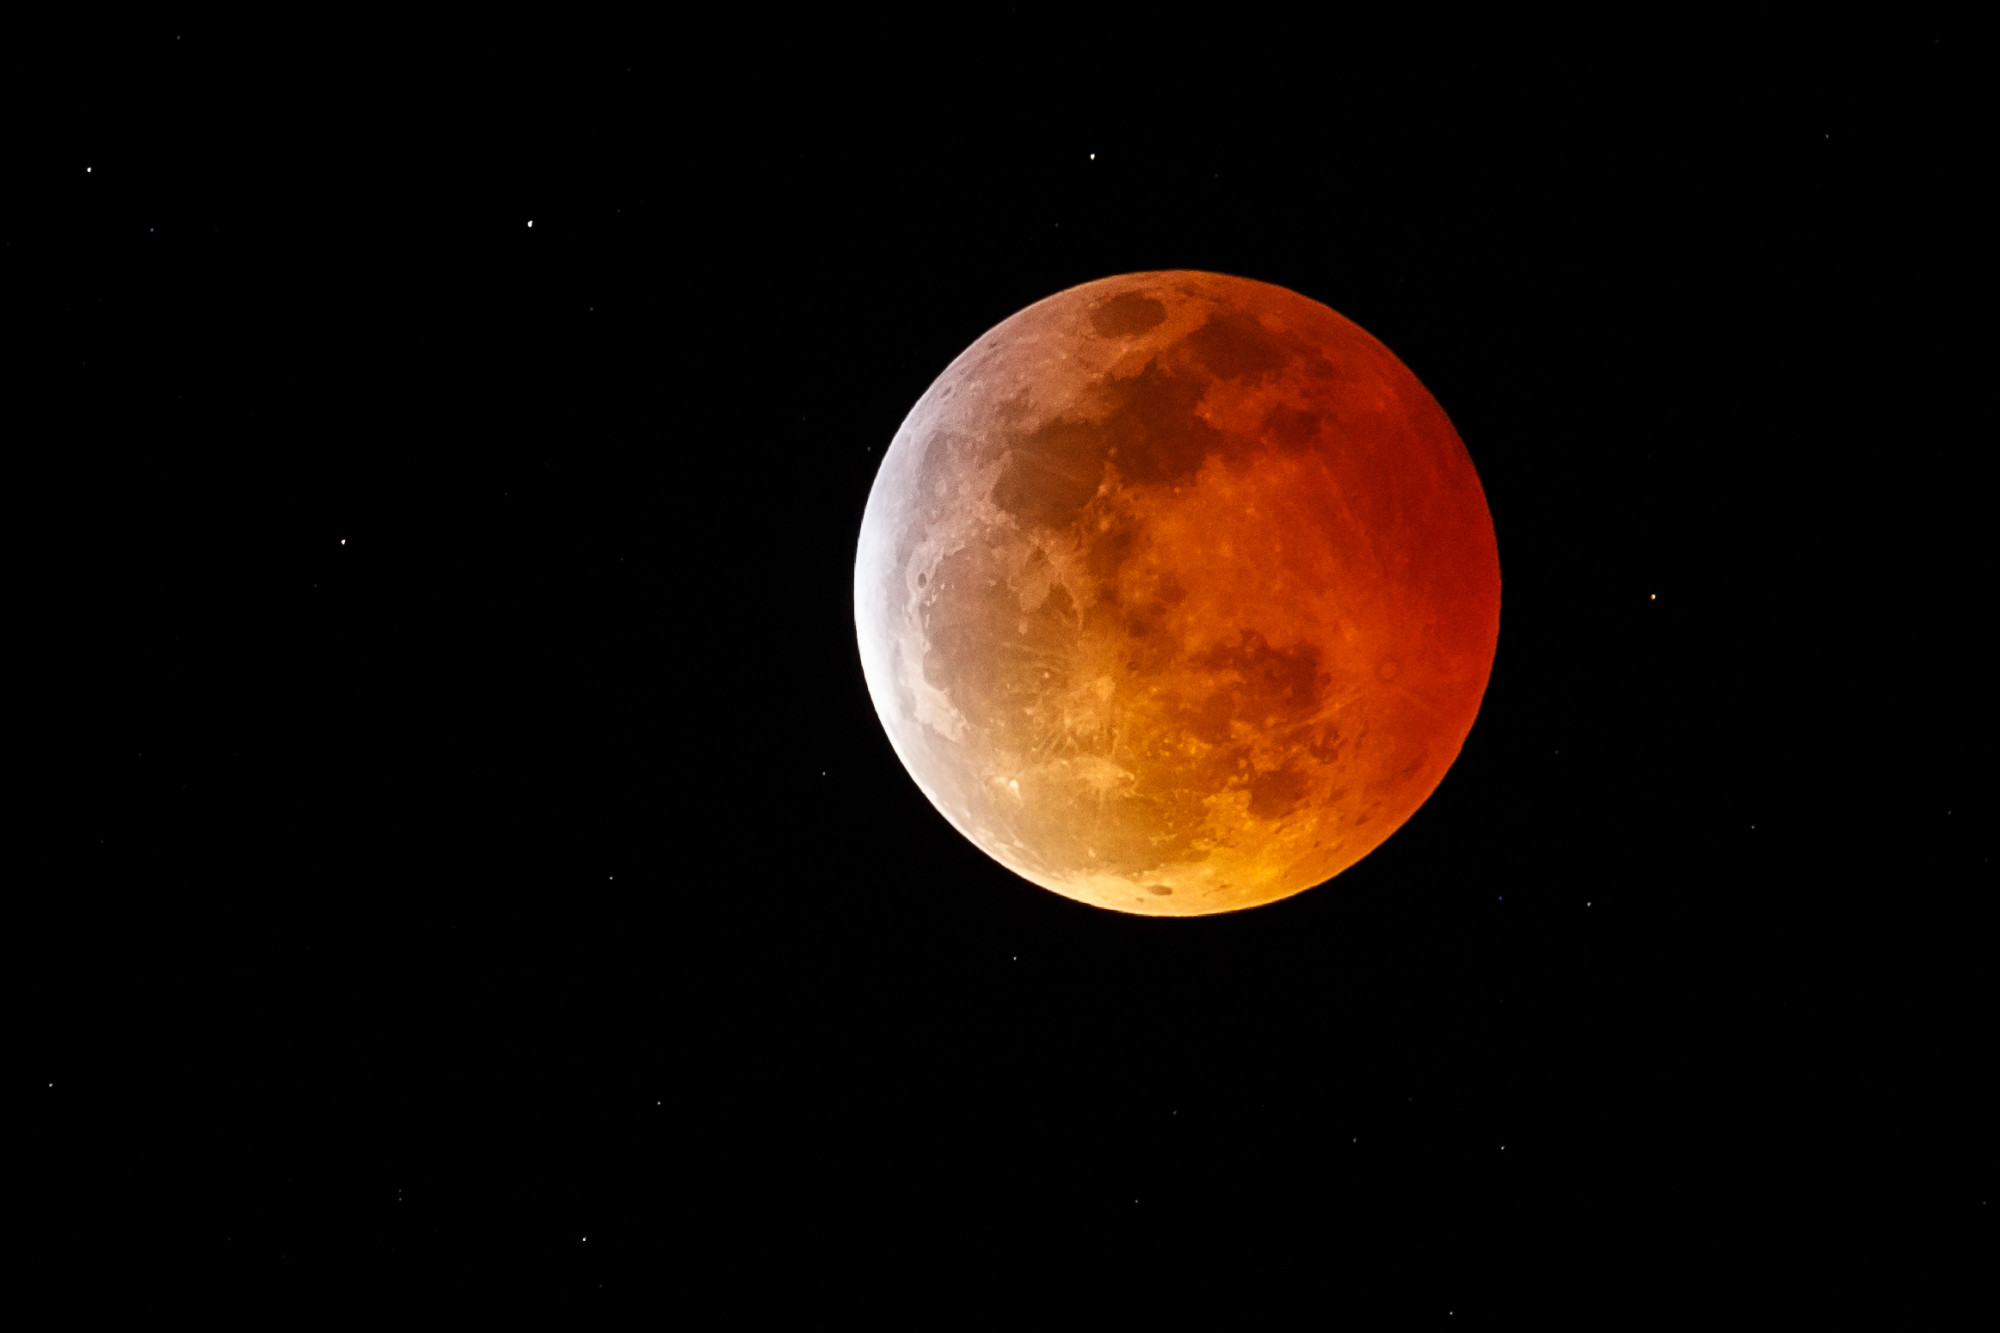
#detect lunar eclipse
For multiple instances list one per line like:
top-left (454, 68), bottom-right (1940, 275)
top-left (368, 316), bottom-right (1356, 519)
top-left (856, 271), bottom-right (1501, 915)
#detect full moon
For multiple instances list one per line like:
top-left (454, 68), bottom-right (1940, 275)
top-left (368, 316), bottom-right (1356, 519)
top-left (855, 271), bottom-right (1500, 916)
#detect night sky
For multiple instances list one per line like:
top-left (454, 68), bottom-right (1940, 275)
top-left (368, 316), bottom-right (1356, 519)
top-left (19, 18), bottom-right (1988, 1319)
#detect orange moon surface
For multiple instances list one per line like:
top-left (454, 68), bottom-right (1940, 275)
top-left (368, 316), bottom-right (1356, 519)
top-left (855, 271), bottom-right (1500, 916)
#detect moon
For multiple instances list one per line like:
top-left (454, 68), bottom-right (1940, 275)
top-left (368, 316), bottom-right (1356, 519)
top-left (854, 271), bottom-right (1500, 916)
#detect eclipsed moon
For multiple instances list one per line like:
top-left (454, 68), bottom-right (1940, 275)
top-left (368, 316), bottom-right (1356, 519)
top-left (854, 271), bottom-right (1500, 916)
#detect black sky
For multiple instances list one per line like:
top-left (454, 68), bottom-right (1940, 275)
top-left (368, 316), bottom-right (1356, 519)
top-left (17, 16), bottom-right (1989, 1320)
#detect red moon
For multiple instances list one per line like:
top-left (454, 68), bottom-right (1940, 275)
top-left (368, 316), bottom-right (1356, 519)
top-left (854, 271), bottom-right (1500, 915)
